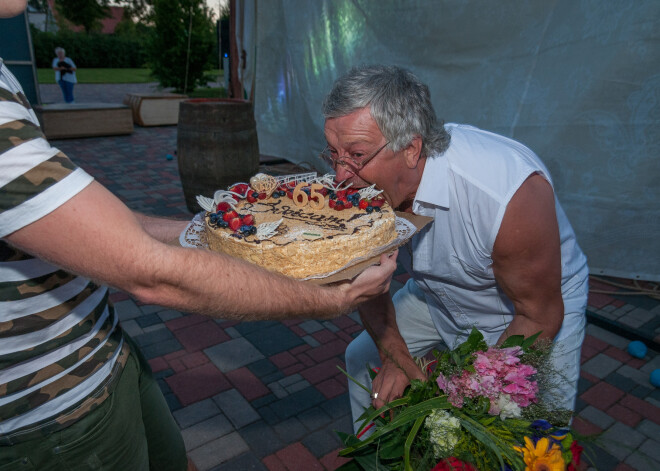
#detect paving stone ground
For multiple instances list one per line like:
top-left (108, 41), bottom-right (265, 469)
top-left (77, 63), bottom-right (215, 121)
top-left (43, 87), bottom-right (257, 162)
top-left (44, 84), bottom-right (660, 471)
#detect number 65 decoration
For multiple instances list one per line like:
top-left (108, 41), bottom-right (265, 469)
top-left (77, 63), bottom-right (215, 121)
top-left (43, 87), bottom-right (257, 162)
top-left (292, 182), bottom-right (325, 210)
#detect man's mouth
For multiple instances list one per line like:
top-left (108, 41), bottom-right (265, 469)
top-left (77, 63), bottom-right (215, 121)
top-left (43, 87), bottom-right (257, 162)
top-left (334, 176), bottom-right (369, 190)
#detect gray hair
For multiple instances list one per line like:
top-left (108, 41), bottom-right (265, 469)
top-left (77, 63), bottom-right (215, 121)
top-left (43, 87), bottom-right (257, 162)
top-left (322, 65), bottom-right (450, 157)
top-left (55, 47), bottom-right (65, 55)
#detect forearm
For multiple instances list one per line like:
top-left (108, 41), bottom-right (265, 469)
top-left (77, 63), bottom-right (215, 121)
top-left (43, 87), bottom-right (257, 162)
top-left (359, 293), bottom-right (411, 363)
top-left (133, 212), bottom-right (189, 244)
top-left (359, 293), bottom-right (425, 404)
top-left (128, 241), bottom-right (350, 320)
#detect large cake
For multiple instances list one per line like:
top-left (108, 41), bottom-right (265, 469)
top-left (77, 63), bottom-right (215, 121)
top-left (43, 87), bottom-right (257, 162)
top-left (200, 174), bottom-right (397, 279)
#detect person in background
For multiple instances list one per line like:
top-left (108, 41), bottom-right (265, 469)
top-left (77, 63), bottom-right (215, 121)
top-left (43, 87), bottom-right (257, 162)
top-left (320, 64), bottom-right (588, 433)
top-left (52, 46), bottom-right (76, 103)
top-left (0, 2), bottom-right (397, 470)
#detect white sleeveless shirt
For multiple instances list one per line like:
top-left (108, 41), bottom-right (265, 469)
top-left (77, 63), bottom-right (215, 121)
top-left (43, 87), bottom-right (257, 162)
top-left (399, 124), bottom-right (588, 347)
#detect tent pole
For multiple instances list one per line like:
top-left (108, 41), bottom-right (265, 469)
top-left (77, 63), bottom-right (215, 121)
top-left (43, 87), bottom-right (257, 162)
top-left (229, 0), bottom-right (243, 99)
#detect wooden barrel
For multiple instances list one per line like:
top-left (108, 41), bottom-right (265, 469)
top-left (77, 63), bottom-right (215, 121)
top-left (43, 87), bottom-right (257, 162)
top-left (177, 98), bottom-right (260, 212)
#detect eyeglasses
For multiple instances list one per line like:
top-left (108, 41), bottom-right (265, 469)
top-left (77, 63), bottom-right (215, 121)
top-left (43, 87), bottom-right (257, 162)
top-left (320, 141), bottom-right (390, 173)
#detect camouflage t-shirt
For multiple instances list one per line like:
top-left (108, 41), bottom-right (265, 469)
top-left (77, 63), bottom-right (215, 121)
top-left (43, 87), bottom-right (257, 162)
top-left (0, 59), bottom-right (128, 443)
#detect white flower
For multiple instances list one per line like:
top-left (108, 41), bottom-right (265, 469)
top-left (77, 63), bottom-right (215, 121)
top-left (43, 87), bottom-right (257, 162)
top-left (424, 409), bottom-right (461, 459)
top-left (496, 394), bottom-right (522, 420)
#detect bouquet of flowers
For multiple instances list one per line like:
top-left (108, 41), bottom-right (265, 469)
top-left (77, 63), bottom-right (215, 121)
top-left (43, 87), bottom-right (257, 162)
top-left (337, 328), bottom-right (587, 471)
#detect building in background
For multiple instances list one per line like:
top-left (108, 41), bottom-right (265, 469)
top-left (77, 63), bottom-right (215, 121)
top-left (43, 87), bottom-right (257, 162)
top-left (28, 0), bottom-right (124, 34)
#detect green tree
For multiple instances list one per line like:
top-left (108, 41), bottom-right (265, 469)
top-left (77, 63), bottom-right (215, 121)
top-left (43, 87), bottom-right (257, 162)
top-left (56, 0), bottom-right (111, 34)
top-left (147, 0), bottom-right (215, 93)
top-left (114, 8), bottom-right (151, 39)
top-left (121, 0), bottom-right (152, 23)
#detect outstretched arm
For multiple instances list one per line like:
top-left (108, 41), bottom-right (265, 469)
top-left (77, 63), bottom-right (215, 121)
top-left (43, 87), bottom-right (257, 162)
top-left (6, 181), bottom-right (397, 320)
top-left (493, 173), bottom-right (564, 343)
top-left (133, 212), bottom-right (188, 244)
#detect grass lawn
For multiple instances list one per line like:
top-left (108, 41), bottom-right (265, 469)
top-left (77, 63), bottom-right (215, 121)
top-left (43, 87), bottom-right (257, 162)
top-left (38, 68), bottom-right (154, 84)
top-left (37, 68), bottom-right (223, 86)
top-left (186, 87), bottom-right (228, 99)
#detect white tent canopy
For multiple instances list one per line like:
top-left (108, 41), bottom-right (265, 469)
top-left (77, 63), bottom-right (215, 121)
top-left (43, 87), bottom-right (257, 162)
top-left (237, 0), bottom-right (660, 281)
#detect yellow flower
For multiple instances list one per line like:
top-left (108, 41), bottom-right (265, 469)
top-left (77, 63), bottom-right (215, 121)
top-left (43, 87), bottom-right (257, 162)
top-left (513, 437), bottom-right (565, 471)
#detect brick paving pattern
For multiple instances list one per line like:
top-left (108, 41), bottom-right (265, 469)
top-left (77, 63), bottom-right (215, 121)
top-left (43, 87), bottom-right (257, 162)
top-left (44, 84), bottom-right (659, 470)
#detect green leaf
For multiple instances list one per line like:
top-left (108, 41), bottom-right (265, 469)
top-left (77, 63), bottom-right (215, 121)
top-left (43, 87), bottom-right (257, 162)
top-left (403, 416), bottom-right (425, 471)
top-left (456, 412), bottom-right (524, 470)
top-left (338, 365), bottom-right (372, 395)
top-left (337, 430), bottom-right (362, 448)
top-left (500, 331), bottom-right (542, 350)
top-left (499, 334), bottom-right (524, 349)
top-left (355, 397), bottom-right (409, 430)
top-left (335, 459), bottom-right (367, 471)
top-left (378, 432), bottom-right (406, 459)
top-left (353, 453), bottom-right (392, 471)
top-left (479, 416), bottom-right (497, 426)
top-left (357, 397), bottom-right (451, 449)
top-left (521, 331), bottom-right (542, 350)
top-left (465, 327), bottom-right (487, 349)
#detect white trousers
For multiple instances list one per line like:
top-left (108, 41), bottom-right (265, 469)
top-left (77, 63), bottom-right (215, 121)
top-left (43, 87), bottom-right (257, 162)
top-left (345, 279), bottom-right (586, 433)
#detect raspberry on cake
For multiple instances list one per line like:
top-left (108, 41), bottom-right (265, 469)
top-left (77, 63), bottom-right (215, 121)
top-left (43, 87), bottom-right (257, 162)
top-left (199, 174), bottom-right (397, 279)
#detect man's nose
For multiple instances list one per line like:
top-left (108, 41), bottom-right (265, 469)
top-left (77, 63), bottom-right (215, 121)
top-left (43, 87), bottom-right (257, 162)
top-left (334, 165), bottom-right (354, 182)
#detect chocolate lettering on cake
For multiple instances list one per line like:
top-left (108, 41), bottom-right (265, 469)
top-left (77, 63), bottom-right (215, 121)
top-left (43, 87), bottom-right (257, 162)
top-left (214, 199), bottom-right (389, 247)
top-left (278, 205), bottom-right (347, 230)
top-left (247, 201), bottom-right (353, 231)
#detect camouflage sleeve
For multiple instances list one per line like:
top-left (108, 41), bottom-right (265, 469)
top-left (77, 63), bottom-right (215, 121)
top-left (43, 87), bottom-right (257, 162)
top-left (0, 74), bottom-right (93, 238)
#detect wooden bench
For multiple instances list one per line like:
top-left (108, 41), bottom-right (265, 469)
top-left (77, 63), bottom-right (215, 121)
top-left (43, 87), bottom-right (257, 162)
top-left (34, 103), bottom-right (134, 139)
top-left (123, 93), bottom-right (188, 127)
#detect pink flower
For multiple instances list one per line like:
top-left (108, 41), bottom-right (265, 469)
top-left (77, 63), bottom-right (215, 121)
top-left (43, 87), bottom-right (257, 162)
top-left (435, 346), bottom-right (538, 415)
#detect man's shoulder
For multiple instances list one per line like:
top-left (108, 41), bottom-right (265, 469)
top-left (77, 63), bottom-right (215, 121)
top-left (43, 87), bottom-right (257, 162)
top-left (444, 124), bottom-right (539, 169)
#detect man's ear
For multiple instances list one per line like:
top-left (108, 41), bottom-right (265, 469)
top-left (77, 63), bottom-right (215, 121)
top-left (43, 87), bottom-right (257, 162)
top-left (403, 136), bottom-right (423, 169)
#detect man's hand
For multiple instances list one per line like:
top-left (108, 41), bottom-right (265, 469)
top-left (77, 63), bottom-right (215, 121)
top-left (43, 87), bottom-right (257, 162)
top-left (337, 249), bottom-right (398, 308)
top-left (370, 355), bottom-right (426, 410)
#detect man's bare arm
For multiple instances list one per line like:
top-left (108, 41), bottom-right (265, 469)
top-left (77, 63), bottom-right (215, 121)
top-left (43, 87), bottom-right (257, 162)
top-left (493, 173), bottom-right (565, 343)
top-left (133, 212), bottom-right (189, 244)
top-left (6, 181), bottom-right (397, 320)
top-left (359, 293), bottom-right (425, 409)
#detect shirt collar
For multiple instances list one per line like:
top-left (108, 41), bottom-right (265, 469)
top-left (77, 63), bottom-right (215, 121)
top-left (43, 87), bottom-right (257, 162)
top-left (412, 152), bottom-right (450, 214)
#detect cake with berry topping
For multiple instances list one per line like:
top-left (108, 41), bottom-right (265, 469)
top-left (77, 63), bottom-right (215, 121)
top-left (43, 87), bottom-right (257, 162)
top-left (200, 174), bottom-right (397, 279)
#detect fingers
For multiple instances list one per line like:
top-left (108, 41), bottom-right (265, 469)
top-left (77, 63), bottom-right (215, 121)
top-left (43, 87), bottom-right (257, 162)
top-left (382, 248), bottom-right (398, 277)
top-left (370, 366), bottom-right (407, 409)
top-left (343, 250), bottom-right (399, 307)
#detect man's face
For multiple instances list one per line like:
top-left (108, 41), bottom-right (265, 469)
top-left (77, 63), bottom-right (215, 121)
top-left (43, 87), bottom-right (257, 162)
top-left (0, 0), bottom-right (28, 18)
top-left (323, 107), bottom-right (403, 206)
top-left (57, 50), bottom-right (65, 60)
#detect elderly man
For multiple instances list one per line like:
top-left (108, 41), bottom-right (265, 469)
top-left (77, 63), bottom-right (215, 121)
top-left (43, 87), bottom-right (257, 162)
top-left (0, 3), bottom-right (396, 469)
top-left (321, 65), bottom-right (589, 432)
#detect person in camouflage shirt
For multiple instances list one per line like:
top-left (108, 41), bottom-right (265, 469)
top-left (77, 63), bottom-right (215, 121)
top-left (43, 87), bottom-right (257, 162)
top-left (0, 2), bottom-right (397, 469)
